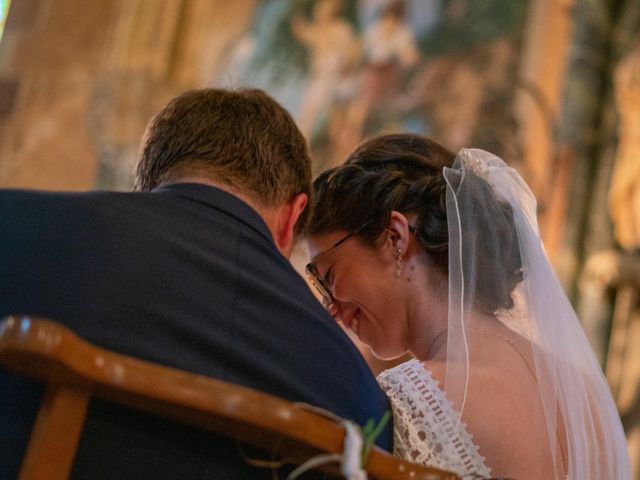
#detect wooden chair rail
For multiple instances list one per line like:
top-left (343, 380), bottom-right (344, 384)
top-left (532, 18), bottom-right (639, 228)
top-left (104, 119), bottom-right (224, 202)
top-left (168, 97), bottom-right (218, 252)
top-left (0, 316), bottom-right (460, 480)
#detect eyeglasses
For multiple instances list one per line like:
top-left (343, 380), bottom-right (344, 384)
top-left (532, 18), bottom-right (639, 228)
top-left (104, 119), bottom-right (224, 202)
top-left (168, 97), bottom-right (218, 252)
top-left (306, 223), bottom-right (416, 306)
top-left (306, 223), bottom-right (370, 306)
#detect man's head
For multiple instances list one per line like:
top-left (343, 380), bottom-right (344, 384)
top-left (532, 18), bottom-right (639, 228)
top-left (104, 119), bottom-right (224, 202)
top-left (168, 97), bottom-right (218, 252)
top-left (134, 88), bottom-right (311, 257)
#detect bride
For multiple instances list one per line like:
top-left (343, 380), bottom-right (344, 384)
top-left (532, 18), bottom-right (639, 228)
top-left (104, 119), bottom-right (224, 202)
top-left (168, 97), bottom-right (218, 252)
top-left (303, 134), bottom-right (630, 479)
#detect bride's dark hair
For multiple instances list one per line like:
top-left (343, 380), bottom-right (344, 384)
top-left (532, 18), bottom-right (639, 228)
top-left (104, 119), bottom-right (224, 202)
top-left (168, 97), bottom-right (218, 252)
top-left (305, 133), bottom-right (523, 313)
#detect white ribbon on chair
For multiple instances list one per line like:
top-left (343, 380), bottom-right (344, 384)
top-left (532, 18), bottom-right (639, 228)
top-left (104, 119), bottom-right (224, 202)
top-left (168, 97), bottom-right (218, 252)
top-left (286, 419), bottom-right (367, 480)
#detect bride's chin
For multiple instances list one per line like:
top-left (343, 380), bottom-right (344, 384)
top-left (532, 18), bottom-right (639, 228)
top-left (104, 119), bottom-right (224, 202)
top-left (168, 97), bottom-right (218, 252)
top-left (366, 339), bottom-right (403, 361)
top-left (365, 340), bottom-right (392, 360)
top-left (369, 347), bottom-right (400, 361)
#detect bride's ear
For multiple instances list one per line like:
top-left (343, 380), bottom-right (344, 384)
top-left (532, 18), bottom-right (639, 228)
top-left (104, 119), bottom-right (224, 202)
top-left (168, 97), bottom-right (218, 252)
top-left (387, 211), bottom-right (412, 256)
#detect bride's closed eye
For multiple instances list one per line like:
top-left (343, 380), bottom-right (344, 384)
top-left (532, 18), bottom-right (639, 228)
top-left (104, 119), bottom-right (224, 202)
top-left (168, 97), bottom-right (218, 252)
top-left (323, 266), bottom-right (334, 286)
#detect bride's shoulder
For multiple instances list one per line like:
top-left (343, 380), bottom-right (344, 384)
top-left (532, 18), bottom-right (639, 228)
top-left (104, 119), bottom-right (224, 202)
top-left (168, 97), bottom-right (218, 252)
top-left (423, 359), bottom-right (446, 386)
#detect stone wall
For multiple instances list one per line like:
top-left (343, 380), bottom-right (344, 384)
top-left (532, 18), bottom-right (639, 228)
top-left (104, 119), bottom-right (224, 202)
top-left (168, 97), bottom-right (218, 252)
top-left (0, 0), bottom-right (257, 191)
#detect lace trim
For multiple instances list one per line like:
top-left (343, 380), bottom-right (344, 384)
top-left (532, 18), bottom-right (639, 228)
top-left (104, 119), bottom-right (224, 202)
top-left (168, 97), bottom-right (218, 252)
top-left (378, 359), bottom-right (491, 479)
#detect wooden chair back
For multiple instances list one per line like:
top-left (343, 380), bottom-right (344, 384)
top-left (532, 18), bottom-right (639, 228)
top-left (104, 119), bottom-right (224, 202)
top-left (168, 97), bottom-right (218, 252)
top-left (0, 316), bottom-right (460, 480)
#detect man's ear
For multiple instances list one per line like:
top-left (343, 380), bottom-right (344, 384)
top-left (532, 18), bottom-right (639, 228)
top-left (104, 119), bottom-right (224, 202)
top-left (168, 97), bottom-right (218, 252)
top-left (275, 193), bottom-right (308, 258)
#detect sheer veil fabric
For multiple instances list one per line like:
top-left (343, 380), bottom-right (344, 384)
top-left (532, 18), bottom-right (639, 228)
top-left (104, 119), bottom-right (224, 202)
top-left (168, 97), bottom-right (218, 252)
top-left (441, 149), bottom-right (630, 479)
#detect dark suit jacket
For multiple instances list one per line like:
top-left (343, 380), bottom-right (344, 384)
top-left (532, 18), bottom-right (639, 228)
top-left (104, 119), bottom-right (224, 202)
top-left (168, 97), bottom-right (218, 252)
top-left (0, 183), bottom-right (392, 479)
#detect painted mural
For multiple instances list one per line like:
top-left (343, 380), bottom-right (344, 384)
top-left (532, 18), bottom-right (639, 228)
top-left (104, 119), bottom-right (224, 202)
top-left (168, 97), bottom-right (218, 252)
top-left (0, 0), bottom-right (10, 41)
top-left (217, 0), bottom-right (529, 170)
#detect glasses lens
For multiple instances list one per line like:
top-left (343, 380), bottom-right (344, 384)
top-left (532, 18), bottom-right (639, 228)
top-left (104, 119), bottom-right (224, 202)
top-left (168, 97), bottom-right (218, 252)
top-left (306, 264), bottom-right (333, 305)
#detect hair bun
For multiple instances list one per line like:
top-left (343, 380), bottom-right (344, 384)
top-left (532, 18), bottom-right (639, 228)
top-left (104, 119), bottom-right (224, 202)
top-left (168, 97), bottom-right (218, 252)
top-left (407, 175), bottom-right (449, 271)
top-left (457, 171), bottom-right (524, 313)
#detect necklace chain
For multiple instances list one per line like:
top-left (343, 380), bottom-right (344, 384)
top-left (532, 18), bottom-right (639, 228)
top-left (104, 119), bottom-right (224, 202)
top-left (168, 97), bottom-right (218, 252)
top-left (424, 324), bottom-right (518, 360)
top-left (425, 329), bottom-right (449, 359)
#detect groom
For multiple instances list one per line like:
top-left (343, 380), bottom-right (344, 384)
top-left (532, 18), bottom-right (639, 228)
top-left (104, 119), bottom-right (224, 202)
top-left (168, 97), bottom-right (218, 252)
top-left (0, 88), bottom-right (391, 478)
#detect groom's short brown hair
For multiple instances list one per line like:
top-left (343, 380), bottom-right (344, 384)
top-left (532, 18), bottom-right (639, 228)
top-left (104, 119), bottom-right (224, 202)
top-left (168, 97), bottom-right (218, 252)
top-left (134, 88), bottom-right (311, 209)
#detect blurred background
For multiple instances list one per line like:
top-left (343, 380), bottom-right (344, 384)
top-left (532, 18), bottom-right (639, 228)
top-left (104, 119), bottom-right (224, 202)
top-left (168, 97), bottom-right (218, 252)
top-left (0, 0), bottom-right (639, 475)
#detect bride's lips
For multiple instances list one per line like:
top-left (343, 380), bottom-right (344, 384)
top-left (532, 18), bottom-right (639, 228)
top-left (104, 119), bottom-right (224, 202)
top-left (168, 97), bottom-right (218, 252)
top-left (351, 310), bottom-right (360, 337)
top-left (343, 308), bottom-right (361, 337)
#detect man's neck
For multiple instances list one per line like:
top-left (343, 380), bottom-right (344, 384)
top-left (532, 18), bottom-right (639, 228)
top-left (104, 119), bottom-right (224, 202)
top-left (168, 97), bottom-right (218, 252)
top-left (160, 175), bottom-right (280, 245)
top-left (162, 176), bottom-right (255, 208)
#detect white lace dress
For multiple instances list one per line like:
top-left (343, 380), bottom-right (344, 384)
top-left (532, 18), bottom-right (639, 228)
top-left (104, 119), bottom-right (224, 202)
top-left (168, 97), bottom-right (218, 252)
top-left (377, 359), bottom-right (491, 479)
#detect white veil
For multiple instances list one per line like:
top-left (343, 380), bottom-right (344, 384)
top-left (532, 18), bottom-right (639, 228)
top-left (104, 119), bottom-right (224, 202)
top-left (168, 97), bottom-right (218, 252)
top-left (441, 149), bottom-right (630, 479)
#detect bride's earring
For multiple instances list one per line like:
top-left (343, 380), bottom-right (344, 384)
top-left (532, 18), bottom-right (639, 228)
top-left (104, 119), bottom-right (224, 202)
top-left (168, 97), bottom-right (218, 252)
top-left (395, 248), bottom-right (403, 277)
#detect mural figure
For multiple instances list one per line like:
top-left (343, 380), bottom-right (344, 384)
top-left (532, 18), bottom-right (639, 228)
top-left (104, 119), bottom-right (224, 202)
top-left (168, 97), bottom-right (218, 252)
top-left (342, 0), bottom-right (419, 148)
top-left (270, 0), bottom-right (527, 167)
top-left (291, 0), bottom-right (357, 140)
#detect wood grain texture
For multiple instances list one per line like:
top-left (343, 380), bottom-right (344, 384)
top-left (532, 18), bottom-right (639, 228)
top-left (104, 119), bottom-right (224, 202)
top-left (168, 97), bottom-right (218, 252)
top-left (0, 316), bottom-right (460, 480)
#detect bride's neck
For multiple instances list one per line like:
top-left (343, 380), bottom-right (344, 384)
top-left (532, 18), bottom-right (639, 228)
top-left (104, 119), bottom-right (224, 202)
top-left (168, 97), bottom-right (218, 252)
top-left (410, 305), bottom-right (504, 362)
top-left (405, 274), bottom-right (449, 362)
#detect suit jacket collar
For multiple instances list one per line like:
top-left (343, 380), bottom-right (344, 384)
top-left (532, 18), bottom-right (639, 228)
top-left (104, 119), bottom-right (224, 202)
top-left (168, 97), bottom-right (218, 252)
top-left (152, 183), bottom-right (275, 245)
